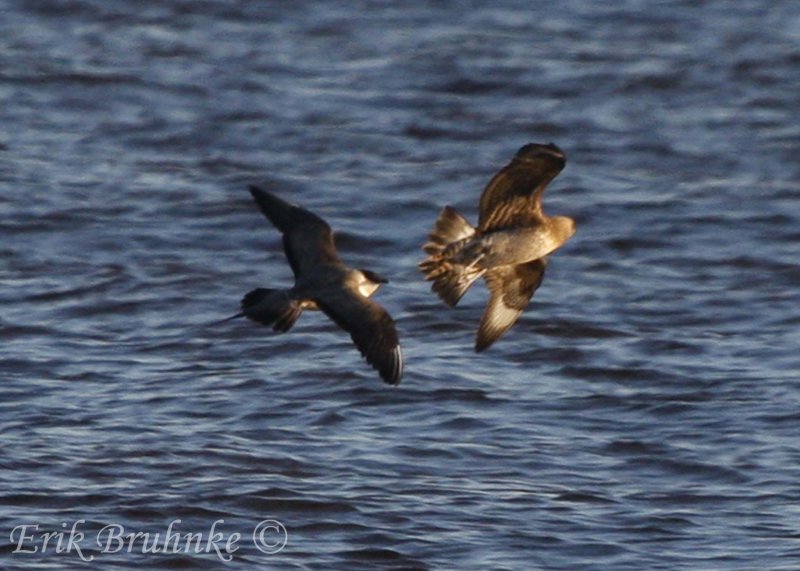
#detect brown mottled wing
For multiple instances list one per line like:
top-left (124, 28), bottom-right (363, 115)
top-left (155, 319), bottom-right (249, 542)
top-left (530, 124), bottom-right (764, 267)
top-left (477, 143), bottom-right (566, 232)
top-left (315, 290), bottom-right (403, 385)
top-left (475, 258), bottom-right (547, 352)
top-left (249, 186), bottom-right (341, 278)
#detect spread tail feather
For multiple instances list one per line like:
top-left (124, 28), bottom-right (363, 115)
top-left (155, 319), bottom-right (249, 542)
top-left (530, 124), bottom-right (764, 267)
top-left (241, 288), bottom-right (303, 332)
top-left (419, 207), bottom-right (481, 307)
top-left (422, 206), bottom-right (475, 255)
top-left (420, 261), bottom-right (484, 307)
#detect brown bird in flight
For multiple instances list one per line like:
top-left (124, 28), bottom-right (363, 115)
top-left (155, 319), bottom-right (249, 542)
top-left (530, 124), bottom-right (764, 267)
top-left (419, 143), bottom-right (576, 352)
top-left (231, 186), bottom-right (403, 385)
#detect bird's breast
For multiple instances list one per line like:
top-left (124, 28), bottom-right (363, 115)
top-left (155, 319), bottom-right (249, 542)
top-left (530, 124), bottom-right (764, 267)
top-left (480, 226), bottom-right (567, 266)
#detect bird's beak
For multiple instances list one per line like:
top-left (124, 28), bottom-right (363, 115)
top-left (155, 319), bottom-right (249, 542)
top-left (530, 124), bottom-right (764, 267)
top-left (360, 269), bottom-right (389, 285)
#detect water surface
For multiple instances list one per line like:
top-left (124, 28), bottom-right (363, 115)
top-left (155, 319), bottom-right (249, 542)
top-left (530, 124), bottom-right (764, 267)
top-left (1, 1), bottom-right (799, 569)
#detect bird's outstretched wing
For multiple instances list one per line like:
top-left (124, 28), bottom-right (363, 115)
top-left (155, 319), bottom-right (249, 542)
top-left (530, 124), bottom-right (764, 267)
top-left (475, 258), bottom-right (547, 352)
top-left (315, 290), bottom-right (403, 385)
top-left (477, 143), bottom-right (566, 232)
top-left (248, 186), bottom-right (341, 277)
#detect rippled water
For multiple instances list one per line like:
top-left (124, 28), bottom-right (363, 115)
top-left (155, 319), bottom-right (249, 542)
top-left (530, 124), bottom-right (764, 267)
top-left (2, 1), bottom-right (799, 569)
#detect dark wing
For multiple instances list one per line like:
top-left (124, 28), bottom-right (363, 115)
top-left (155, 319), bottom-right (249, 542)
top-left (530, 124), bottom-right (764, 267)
top-left (477, 143), bottom-right (566, 232)
top-left (475, 258), bottom-right (547, 352)
top-left (315, 290), bottom-right (403, 385)
top-left (249, 185), bottom-right (341, 278)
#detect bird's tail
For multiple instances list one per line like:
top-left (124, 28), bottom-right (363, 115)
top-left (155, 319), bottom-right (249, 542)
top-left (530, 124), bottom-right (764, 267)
top-left (419, 206), bottom-right (483, 307)
top-left (240, 288), bottom-right (303, 332)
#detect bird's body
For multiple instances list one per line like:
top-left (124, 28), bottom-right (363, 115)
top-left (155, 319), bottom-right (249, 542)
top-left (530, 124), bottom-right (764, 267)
top-left (419, 143), bottom-right (576, 351)
top-left (234, 186), bottom-right (403, 385)
top-left (444, 223), bottom-right (572, 269)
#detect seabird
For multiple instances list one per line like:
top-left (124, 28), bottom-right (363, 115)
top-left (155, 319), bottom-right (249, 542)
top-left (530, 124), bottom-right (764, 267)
top-left (231, 186), bottom-right (403, 385)
top-left (419, 143), bottom-right (576, 352)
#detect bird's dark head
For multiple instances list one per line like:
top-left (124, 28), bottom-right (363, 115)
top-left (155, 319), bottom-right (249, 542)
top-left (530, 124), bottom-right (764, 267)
top-left (513, 142), bottom-right (566, 171)
top-left (359, 269), bottom-right (388, 284)
top-left (355, 269), bottom-right (388, 298)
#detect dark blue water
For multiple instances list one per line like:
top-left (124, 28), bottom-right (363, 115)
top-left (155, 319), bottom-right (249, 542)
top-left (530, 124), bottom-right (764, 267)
top-left (2, 1), bottom-right (799, 569)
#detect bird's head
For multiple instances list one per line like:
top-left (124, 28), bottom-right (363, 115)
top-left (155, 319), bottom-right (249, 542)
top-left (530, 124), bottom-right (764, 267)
top-left (552, 216), bottom-right (577, 243)
top-left (355, 269), bottom-right (388, 298)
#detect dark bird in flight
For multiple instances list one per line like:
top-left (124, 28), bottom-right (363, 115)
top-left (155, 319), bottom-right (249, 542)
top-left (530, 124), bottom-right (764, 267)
top-left (231, 186), bottom-right (403, 385)
top-left (419, 143), bottom-right (576, 352)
